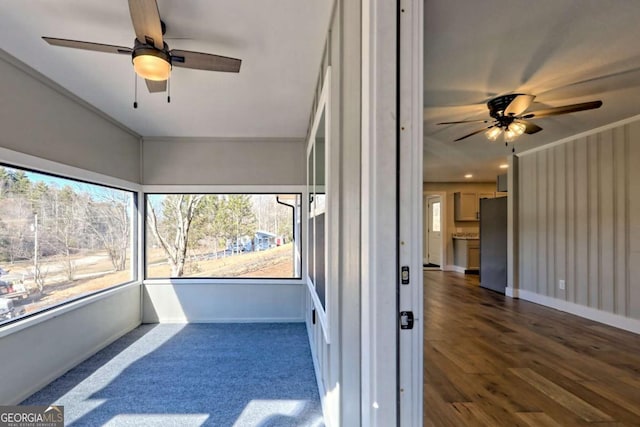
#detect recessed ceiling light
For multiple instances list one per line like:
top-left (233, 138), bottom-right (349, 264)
top-left (464, 174), bottom-right (473, 179)
top-left (499, 164), bottom-right (509, 169)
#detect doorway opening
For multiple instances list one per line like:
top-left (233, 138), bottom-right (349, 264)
top-left (424, 194), bottom-right (444, 270)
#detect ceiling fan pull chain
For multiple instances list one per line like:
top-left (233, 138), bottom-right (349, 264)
top-left (167, 77), bottom-right (171, 104)
top-left (133, 72), bottom-right (138, 109)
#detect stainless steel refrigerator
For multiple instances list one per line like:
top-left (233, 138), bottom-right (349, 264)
top-left (479, 196), bottom-right (507, 294)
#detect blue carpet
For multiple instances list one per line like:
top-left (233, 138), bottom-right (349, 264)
top-left (22, 323), bottom-right (324, 427)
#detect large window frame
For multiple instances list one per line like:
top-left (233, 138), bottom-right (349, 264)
top-left (142, 185), bottom-right (304, 284)
top-left (306, 67), bottom-right (331, 342)
top-left (0, 148), bottom-right (140, 329)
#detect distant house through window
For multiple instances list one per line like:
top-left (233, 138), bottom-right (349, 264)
top-left (145, 193), bottom-right (301, 279)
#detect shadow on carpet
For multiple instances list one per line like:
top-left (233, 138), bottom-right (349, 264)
top-left (22, 323), bottom-right (324, 427)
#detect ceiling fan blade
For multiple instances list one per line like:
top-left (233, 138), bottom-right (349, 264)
top-left (454, 126), bottom-right (494, 142)
top-left (128, 0), bottom-right (164, 49)
top-left (437, 119), bottom-right (489, 125)
top-left (504, 94), bottom-right (535, 116)
top-left (519, 120), bottom-right (543, 134)
top-left (522, 100), bottom-right (603, 120)
top-left (170, 49), bottom-right (241, 73)
top-left (42, 37), bottom-right (132, 55)
top-left (145, 79), bottom-right (166, 93)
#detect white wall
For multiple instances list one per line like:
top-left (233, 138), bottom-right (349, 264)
top-left (518, 118), bottom-right (640, 330)
top-left (0, 53), bottom-right (140, 183)
top-left (141, 137), bottom-right (308, 323)
top-left (143, 283), bottom-right (304, 323)
top-left (0, 284), bottom-right (141, 404)
top-left (0, 52), bottom-right (143, 405)
top-left (142, 137), bottom-right (305, 185)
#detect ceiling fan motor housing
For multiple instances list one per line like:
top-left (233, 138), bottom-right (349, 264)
top-left (132, 39), bottom-right (171, 65)
top-left (487, 94), bottom-right (523, 119)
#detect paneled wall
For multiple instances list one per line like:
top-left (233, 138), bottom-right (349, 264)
top-left (519, 120), bottom-right (640, 321)
top-left (304, 1), bottom-right (364, 425)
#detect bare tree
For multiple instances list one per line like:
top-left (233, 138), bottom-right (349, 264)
top-left (32, 262), bottom-right (48, 293)
top-left (147, 195), bottom-right (204, 277)
top-left (0, 198), bottom-right (33, 263)
top-left (86, 191), bottom-right (131, 271)
top-left (48, 187), bottom-right (86, 281)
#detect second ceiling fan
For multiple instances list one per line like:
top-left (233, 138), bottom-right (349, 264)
top-left (438, 94), bottom-right (602, 142)
top-left (42, 0), bottom-right (241, 95)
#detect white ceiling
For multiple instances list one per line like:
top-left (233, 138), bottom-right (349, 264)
top-left (3, 1), bottom-right (640, 183)
top-left (423, 0), bottom-right (640, 182)
top-left (0, 0), bottom-right (332, 138)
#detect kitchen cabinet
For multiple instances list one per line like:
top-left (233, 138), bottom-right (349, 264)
top-left (453, 237), bottom-right (479, 273)
top-left (454, 192), bottom-right (477, 221)
top-left (454, 192), bottom-right (495, 221)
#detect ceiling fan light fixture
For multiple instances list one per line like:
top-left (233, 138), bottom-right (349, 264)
top-left (132, 48), bottom-right (171, 81)
top-left (510, 121), bottom-right (526, 136)
top-left (504, 121), bottom-right (526, 142)
top-left (485, 126), bottom-right (502, 141)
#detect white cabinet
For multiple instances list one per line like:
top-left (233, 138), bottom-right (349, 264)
top-left (455, 192), bottom-right (495, 221)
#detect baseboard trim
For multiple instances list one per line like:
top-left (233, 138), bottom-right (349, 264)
top-left (505, 287), bottom-right (519, 298)
top-left (151, 317), bottom-right (305, 324)
top-left (448, 265), bottom-right (466, 274)
top-left (517, 289), bottom-right (640, 335)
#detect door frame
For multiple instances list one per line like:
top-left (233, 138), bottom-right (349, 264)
top-left (397, 0), bottom-right (424, 425)
top-left (361, 0), bottom-right (422, 425)
top-left (424, 191), bottom-right (447, 270)
top-left (425, 194), bottom-right (443, 268)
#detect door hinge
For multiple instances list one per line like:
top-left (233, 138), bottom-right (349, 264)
top-left (400, 311), bottom-right (414, 330)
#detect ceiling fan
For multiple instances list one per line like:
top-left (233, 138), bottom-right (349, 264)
top-left (42, 0), bottom-right (241, 97)
top-left (438, 94), bottom-right (602, 143)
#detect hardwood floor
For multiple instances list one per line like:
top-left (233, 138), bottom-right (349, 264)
top-left (423, 271), bottom-right (640, 426)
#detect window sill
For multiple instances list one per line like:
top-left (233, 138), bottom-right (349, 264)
top-left (0, 281), bottom-right (141, 339)
top-left (142, 278), bottom-right (305, 286)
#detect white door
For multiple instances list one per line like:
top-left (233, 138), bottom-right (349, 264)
top-left (427, 197), bottom-right (442, 266)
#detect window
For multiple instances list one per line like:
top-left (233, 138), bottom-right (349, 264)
top-left (145, 193), bottom-right (301, 279)
top-left (432, 201), bottom-right (441, 232)
top-left (308, 110), bottom-right (326, 309)
top-left (306, 65), bottom-right (330, 341)
top-left (0, 165), bottom-right (136, 326)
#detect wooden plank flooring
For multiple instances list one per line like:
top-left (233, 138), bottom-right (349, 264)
top-left (424, 271), bottom-right (640, 426)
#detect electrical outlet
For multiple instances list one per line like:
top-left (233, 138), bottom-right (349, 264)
top-left (559, 279), bottom-right (566, 290)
